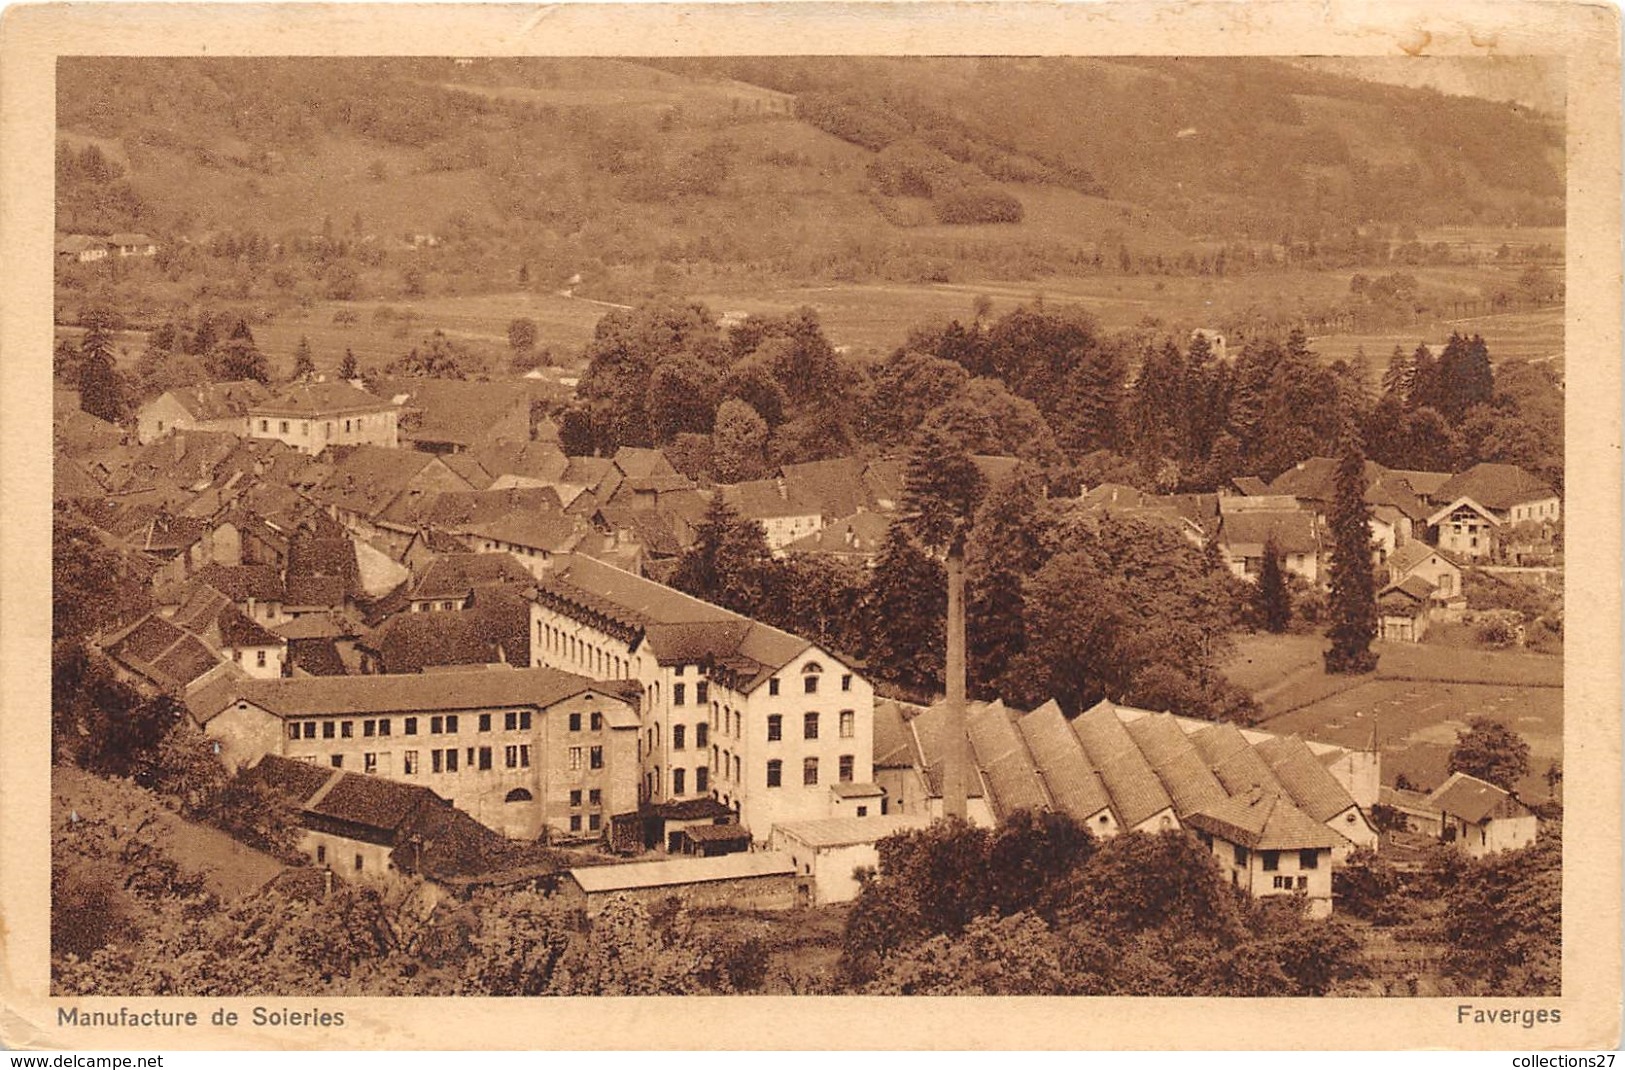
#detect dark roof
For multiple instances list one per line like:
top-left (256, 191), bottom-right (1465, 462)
top-left (409, 552), bottom-right (535, 600)
top-left (1433, 463), bottom-right (1558, 512)
top-left (154, 380), bottom-right (270, 422)
top-left (461, 511), bottom-right (585, 553)
top-left (1388, 541), bottom-right (1459, 577)
top-left (103, 613), bottom-right (225, 692)
top-left (781, 510), bottom-right (891, 557)
top-left (1379, 574), bottom-right (1436, 604)
top-left (1220, 510), bottom-right (1320, 555)
top-left (378, 379), bottom-right (532, 449)
top-left (872, 698), bottom-right (917, 769)
top-left (249, 753), bottom-right (339, 801)
top-left (288, 638), bottom-right (350, 676)
top-left (1189, 722), bottom-right (1288, 798)
top-left (412, 486), bottom-right (565, 530)
top-left (171, 585), bottom-right (284, 649)
top-left (1184, 789), bottom-right (1347, 851)
top-left (468, 442), bottom-right (571, 484)
top-left (778, 457), bottom-right (870, 519)
top-left (965, 700), bottom-right (1049, 817)
top-left (1122, 711), bottom-right (1230, 818)
top-left (362, 588), bottom-right (531, 673)
top-left (1426, 772), bottom-right (1533, 824)
top-left (681, 823), bottom-right (753, 844)
top-left (650, 797), bottom-right (734, 821)
top-left (594, 506), bottom-right (689, 557)
top-left (211, 664), bottom-right (605, 719)
top-left (314, 446), bottom-right (461, 521)
top-left (1230, 476), bottom-right (1271, 496)
top-left (1015, 700), bottom-right (1113, 821)
top-left (252, 382), bottom-right (396, 418)
top-left (308, 770), bottom-right (440, 833)
top-left (1253, 735), bottom-right (1360, 823)
top-left (285, 576), bottom-right (348, 608)
top-left (720, 478), bottom-right (822, 520)
top-left (1268, 457), bottom-right (1388, 504)
top-left (538, 554), bottom-right (814, 689)
top-left (612, 446), bottom-right (677, 481)
top-left (1070, 700), bottom-right (1175, 828)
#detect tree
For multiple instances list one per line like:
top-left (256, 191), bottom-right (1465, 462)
top-left (292, 336), bottom-right (316, 382)
top-left (1448, 717), bottom-right (1532, 792)
top-left (579, 300), bottom-right (727, 451)
top-left (922, 377), bottom-right (1062, 466)
top-left (77, 321), bottom-right (125, 423)
top-left (711, 398), bottom-right (768, 483)
top-left (645, 355), bottom-right (722, 444)
top-left (965, 466), bottom-right (1055, 696)
top-left (1323, 421), bottom-right (1378, 674)
top-left (859, 526), bottom-right (946, 694)
top-left (668, 495), bottom-right (782, 619)
top-left (508, 317), bottom-right (538, 353)
top-left (391, 330), bottom-right (470, 379)
top-left (1255, 532), bottom-right (1291, 633)
top-left (1440, 835), bottom-right (1560, 994)
top-left (338, 348), bottom-right (359, 380)
top-left (210, 319), bottom-right (270, 384)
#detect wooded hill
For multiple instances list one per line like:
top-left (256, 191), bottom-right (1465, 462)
top-left (57, 56), bottom-right (1563, 297)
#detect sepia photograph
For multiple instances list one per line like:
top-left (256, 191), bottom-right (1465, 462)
top-left (1, 0), bottom-right (1620, 1052)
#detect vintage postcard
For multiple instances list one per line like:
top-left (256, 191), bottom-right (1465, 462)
top-left (1, 0), bottom-right (1619, 1051)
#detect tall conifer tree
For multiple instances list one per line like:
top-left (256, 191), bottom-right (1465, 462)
top-left (1323, 421), bottom-right (1379, 674)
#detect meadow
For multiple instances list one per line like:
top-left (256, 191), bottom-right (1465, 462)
top-left (1224, 632), bottom-right (1563, 801)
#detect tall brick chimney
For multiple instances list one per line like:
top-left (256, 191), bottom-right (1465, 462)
top-left (941, 539), bottom-right (969, 819)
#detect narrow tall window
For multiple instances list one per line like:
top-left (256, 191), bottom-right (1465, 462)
top-left (804, 712), bottom-right (819, 740)
top-left (839, 755), bottom-right (854, 783)
top-left (803, 757), bottom-right (819, 786)
top-left (767, 715), bottom-right (782, 742)
top-left (673, 683), bottom-right (686, 706)
top-left (672, 768), bottom-right (686, 796)
top-left (840, 710), bottom-right (855, 738)
top-left (766, 760), bottom-right (782, 788)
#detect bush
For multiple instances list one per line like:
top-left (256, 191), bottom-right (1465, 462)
top-left (1475, 615), bottom-right (1521, 648)
top-left (934, 187), bottom-right (1024, 225)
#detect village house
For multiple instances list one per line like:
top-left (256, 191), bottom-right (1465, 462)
top-left (1216, 501), bottom-right (1321, 584)
top-left (1424, 772), bottom-right (1539, 857)
top-left (244, 754), bottom-right (554, 888)
top-left (247, 383), bottom-right (401, 455)
top-left (721, 478), bottom-right (825, 550)
top-left (1183, 788), bottom-right (1347, 918)
top-left (456, 512), bottom-right (589, 578)
top-left (1424, 462), bottom-right (1561, 563)
top-left (55, 233), bottom-right (109, 263)
top-left (312, 445), bottom-right (479, 551)
top-left (780, 509), bottom-right (892, 566)
top-left (357, 589), bottom-right (531, 674)
top-left (108, 232), bottom-right (159, 258)
top-left (135, 381), bottom-right (273, 444)
top-left (100, 612), bottom-right (244, 698)
top-left (192, 666), bottom-right (640, 841)
top-left (168, 584), bottom-right (287, 678)
top-left (530, 553), bottom-right (877, 842)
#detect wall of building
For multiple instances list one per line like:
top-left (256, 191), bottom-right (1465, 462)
top-left (226, 642), bottom-right (285, 679)
top-left (1200, 834), bottom-right (1334, 917)
top-left (202, 701), bottom-right (287, 772)
top-left (301, 829), bottom-right (395, 880)
top-left (570, 870), bottom-right (800, 916)
top-left (248, 408), bottom-right (399, 455)
top-left (771, 836), bottom-right (883, 905)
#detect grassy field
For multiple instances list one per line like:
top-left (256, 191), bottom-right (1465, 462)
top-left (1223, 633), bottom-right (1563, 800)
top-left (1309, 304), bottom-right (1565, 370)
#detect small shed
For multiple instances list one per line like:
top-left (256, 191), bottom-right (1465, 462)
top-left (559, 852), bottom-right (799, 916)
top-left (675, 822), bottom-right (753, 857)
top-left (769, 814), bottom-right (932, 905)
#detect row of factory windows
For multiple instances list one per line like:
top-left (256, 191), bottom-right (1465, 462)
top-left (283, 710), bottom-right (551, 741)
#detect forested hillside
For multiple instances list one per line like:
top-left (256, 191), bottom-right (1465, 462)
top-left (56, 56), bottom-right (1563, 312)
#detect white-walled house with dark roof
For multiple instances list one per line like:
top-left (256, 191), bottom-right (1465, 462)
top-left (530, 553), bottom-right (876, 841)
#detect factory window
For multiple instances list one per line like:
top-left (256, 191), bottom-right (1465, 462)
top-left (695, 723), bottom-right (709, 748)
top-left (767, 715), bottom-right (782, 742)
top-left (695, 682), bottom-right (709, 704)
top-left (839, 755), bottom-right (854, 783)
top-left (590, 746), bottom-right (603, 770)
top-left (841, 674), bottom-right (852, 692)
top-left (695, 767), bottom-right (709, 794)
top-left (840, 710), bottom-right (855, 738)
top-left (766, 760), bottom-right (782, 788)
top-left (403, 751), bottom-right (418, 775)
top-left (673, 725), bottom-right (686, 751)
top-left (768, 679), bottom-right (780, 697)
top-left (672, 768), bottom-right (686, 796)
top-left (804, 712), bottom-right (819, 740)
top-left (569, 712), bottom-right (582, 732)
top-left (323, 721), bottom-right (336, 739)
top-left (404, 717), bottom-right (417, 735)
top-left (673, 683), bottom-right (686, 707)
top-left (479, 714), bottom-right (491, 732)
top-left (803, 758), bottom-right (819, 786)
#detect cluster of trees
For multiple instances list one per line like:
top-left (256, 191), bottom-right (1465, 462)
top-left (841, 811), bottom-right (1366, 995)
top-left (1367, 333), bottom-right (1563, 489)
top-left (55, 142), bottom-right (146, 234)
top-left (670, 431), bottom-right (1256, 721)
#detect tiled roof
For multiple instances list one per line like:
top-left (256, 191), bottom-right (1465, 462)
top-left (1230, 476), bottom-right (1271, 496)
top-left (595, 506), bottom-right (687, 557)
top-left (782, 510), bottom-right (891, 557)
top-left (966, 700), bottom-right (1050, 816)
top-left (273, 613), bottom-right (354, 641)
top-left (460, 511), bottom-right (585, 553)
top-left (468, 442), bottom-right (570, 485)
top-left (903, 700), bottom-right (985, 800)
top-left (362, 588), bottom-right (530, 672)
top-left (171, 585), bottom-right (283, 649)
top-left (288, 638), bottom-right (349, 676)
top-left (409, 552), bottom-right (535, 600)
top-left (861, 458), bottom-right (906, 511)
top-left (539, 554), bottom-right (815, 687)
top-left (414, 486), bottom-right (565, 530)
top-left (778, 457), bottom-right (870, 519)
top-left (1188, 723), bottom-right (1288, 798)
top-left (249, 753), bottom-right (338, 801)
top-left (307, 769), bottom-right (441, 833)
top-left (145, 381), bottom-right (266, 423)
top-left (439, 454), bottom-right (493, 490)
top-left (1385, 469), bottom-right (1453, 499)
top-left (1425, 772), bottom-right (1532, 824)
top-left (314, 446), bottom-right (454, 520)
top-left (251, 382), bottom-right (395, 418)
top-left (284, 575), bottom-right (348, 608)
top-left (872, 698), bottom-right (918, 768)
top-left (1015, 700), bottom-right (1113, 821)
top-left (773, 814), bottom-right (931, 848)
top-left (215, 664), bottom-right (604, 718)
top-left (378, 379), bottom-right (532, 449)
top-left (1184, 789), bottom-right (1347, 851)
top-left (1253, 735), bottom-right (1359, 823)
top-left (612, 446), bottom-right (677, 481)
top-left (721, 478), bottom-right (823, 520)
top-left (1380, 574), bottom-right (1436, 604)
top-left (1433, 463), bottom-right (1558, 512)
top-left (1122, 711), bottom-right (1229, 818)
top-left (1268, 457), bottom-right (1388, 503)
top-left (1070, 700), bottom-right (1175, 828)
top-left (104, 613), bottom-right (225, 692)
top-left (650, 797), bottom-right (735, 821)
top-left (1219, 510), bottom-right (1320, 555)
top-left (567, 852), bottom-right (795, 894)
